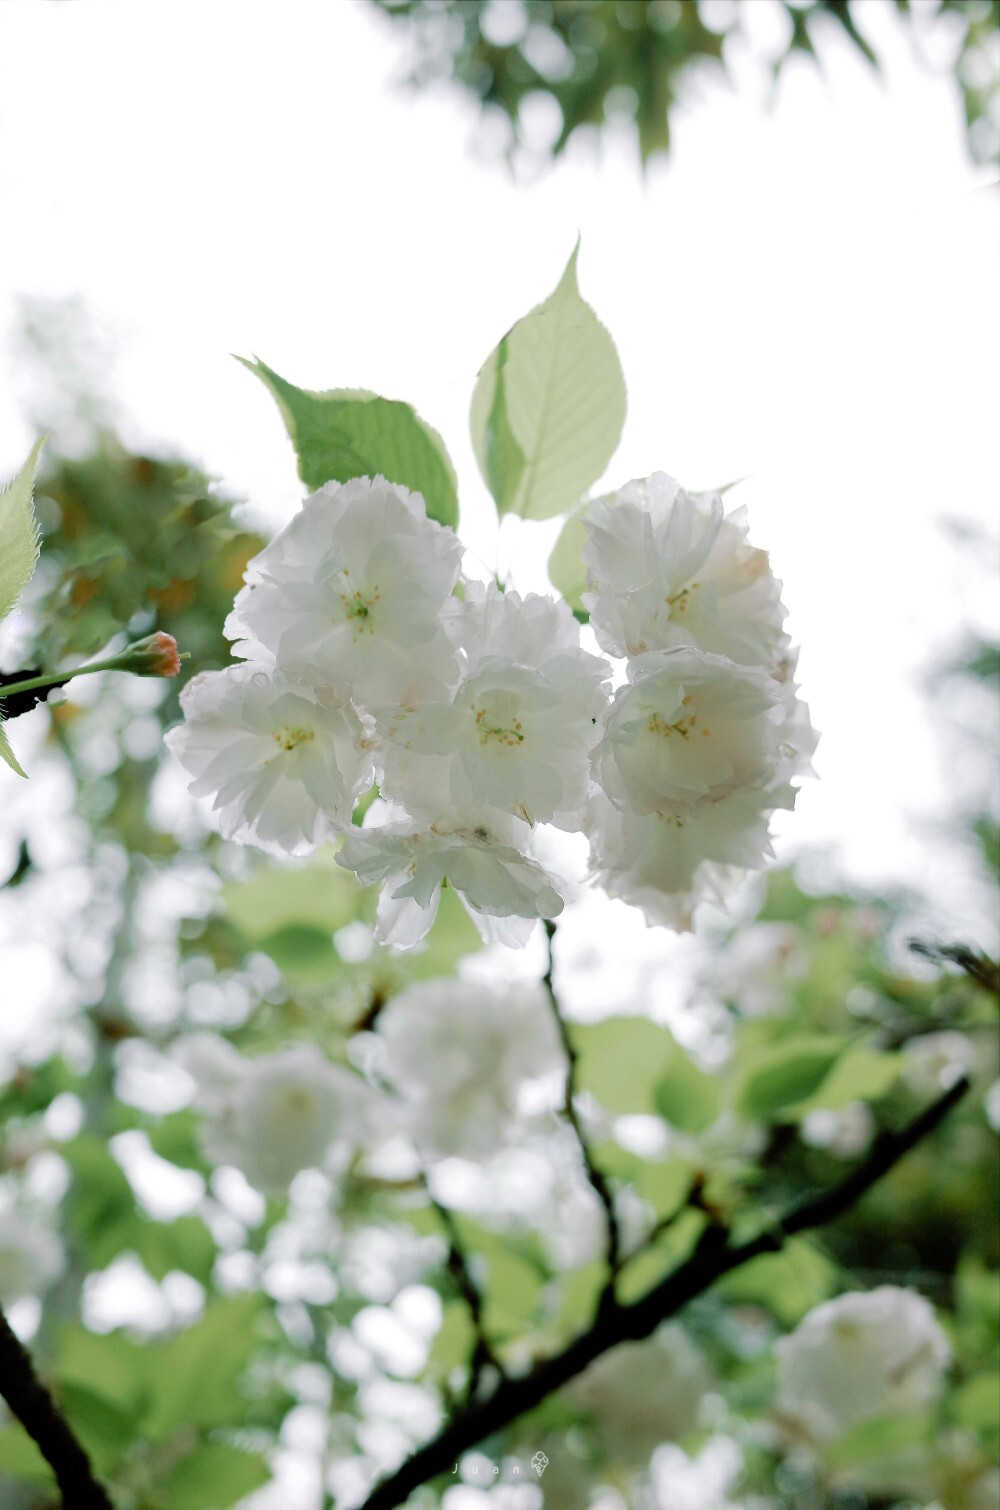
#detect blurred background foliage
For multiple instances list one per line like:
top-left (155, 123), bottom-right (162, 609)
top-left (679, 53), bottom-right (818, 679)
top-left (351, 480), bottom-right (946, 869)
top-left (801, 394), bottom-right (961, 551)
top-left (371, 0), bottom-right (1000, 167)
top-left (0, 304), bottom-right (996, 1507)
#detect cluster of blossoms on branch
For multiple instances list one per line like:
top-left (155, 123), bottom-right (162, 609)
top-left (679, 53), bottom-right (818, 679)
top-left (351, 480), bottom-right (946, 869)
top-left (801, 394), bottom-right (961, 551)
top-left (167, 470), bottom-right (814, 942)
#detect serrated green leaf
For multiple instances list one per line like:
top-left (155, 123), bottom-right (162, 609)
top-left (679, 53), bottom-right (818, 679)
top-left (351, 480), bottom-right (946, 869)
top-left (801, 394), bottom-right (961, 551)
top-left (240, 358), bottom-right (458, 528)
top-left (0, 719), bottom-right (26, 778)
top-left (470, 246), bottom-right (625, 521)
top-left (0, 437), bottom-right (44, 623)
top-left (732, 1036), bottom-right (846, 1122)
top-left (162, 1441), bottom-right (271, 1508)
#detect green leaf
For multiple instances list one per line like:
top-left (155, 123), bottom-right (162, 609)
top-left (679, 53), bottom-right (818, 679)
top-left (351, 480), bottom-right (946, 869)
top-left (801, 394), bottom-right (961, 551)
top-left (470, 245), bottom-right (626, 521)
top-left (222, 854), bottom-right (367, 939)
top-left (134, 1215), bottom-right (216, 1284)
top-left (162, 1441), bottom-right (271, 1508)
top-left (953, 1372), bottom-right (1000, 1434)
top-left (0, 437), bottom-right (43, 623)
top-left (786, 1045), bottom-right (901, 1117)
top-left (427, 1300), bottom-right (476, 1382)
top-left (717, 1238), bottom-right (837, 1325)
top-left (0, 719), bottom-right (26, 778)
top-left (654, 1039), bottom-right (721, 1135)
top-left (547, 506), bottom-right (590, 619)
top-left (616, 1209), bottom-right (705, 1304)
top-left (574, 1016), bottom-right (679, 1117)
top-left (0, 1425), bottom-right (54, 1486)
top-left (732, 1036), bottom-right (846, 1122)
top-left (144, 1294), bottom-right (264, 1440)
top-left (823, 1410), bottom-right (935, 1471)
top-left (62, 1135), bottom-right (139, 1268)
top-left (239, 358), bottom-right (459, 528)
top-left (55, 1324), bottom-right (150, 1420)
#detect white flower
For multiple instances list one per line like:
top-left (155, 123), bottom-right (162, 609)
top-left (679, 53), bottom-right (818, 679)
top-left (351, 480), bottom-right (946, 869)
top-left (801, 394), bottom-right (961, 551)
top-left (373, 978), bottom-right (562, 1161)
top-left (587, 789), bottom-right (764, 930)
top-left (377, 584), bottom-right (608, 829)
top-left (644, 1437), bottom-right (744, 1510)
top-left (0, 1214), bottom-right (64, 1304)
top-left (582, 472), bottom-right (787, 669)
top-left (775, 1287), bottom-right (951, 1444)
top-left (177, 1037), bottom-right (375, 1195)
top-left (715, 921), bottom-right (809, 1016)
top-left (336, 817), bottom-right (564, 949)
top-left (165, 663), bottom-right (372, 856)
top-left (595, 648), bottom-right (787, 817)
top-left (572, 1323), bottom-right (712, 1465)
top-left (224, 475), bottom-right (464, 709)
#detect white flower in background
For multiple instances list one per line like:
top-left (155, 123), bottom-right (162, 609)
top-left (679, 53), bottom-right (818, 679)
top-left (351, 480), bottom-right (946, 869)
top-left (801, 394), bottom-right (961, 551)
top-left (572, 1323), bottom-right (712, 1466)
top-left (583, 473), bottom-right (787, 669)
top-left (165, 663), bottom-right (372, 855)
top-left (337, 818), bottom-right (564, 949)
top-left (0, 1213), bottom-right (64, 1304)
top-left (224, 475), bottom-right (464, 709)
top-left (715, 921), bottom-right (809, 1016)
top-left (595, 648), bottom-right (786, 817)
top-left (775, 1287), bottom-right (951, 1443)
top-left (373, 979), bottom-right (561, 1160)
top-left (176, 1037), bottom-right (376, 1195)
top-left (377, 583), bottom-right (608, 829)
top-left (587, 789), bottom-right (774, 931)
top-left (643, 1436), bottom-right (744, 1510)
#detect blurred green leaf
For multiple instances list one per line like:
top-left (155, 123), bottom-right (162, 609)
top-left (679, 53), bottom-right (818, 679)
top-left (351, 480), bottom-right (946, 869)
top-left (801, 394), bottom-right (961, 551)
top-left (785, 1045), bottom-right (901, 1117)
top-left (162, 1440), bottom-right (272, 1507)
top-left (470, 245), bottom-right (625, 521)
top-left (144, 1294), bottom-right (265, 1440)
top-left (240, 357), bottom-right (459, 528)
top-left (717, 1238), bottom-right (838, 1325)
top-left (654, 1038), bottom-right (721, 1134)
top-left (0, 437), bottom-right (43, 624)
top-left (732, 1036), bottom-right (846, 1122)
top-left (574, 1016), bottom-right (678, 1117)
top-left (547, 506), bottom-right (590, 620)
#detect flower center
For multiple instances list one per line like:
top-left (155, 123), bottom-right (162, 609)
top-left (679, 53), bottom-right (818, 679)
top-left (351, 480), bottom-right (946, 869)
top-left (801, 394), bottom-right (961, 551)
top-left (473, 704), bottom-right (524, 748)
top-left (273, 725), bottom-right (315, 752)
top-left (667, 582), bottom-right (700, 616)
top-left (646, 695), bottom-right (711, 740)
top-left (340, 585), bottom-right (380, 633)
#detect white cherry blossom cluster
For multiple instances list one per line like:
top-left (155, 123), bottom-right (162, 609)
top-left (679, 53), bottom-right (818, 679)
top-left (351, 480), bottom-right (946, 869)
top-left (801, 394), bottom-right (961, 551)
top-left (583, 472), bottom-right (815, 929)
top-left (167, 470), bottom-right (813, 942)
top-left (775, 1286), bottom-right (951, 1444)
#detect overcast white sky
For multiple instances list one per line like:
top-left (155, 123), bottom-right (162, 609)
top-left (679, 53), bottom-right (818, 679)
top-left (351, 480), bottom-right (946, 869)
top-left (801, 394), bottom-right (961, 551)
top-left (0, 0), bottom-right (998, 939)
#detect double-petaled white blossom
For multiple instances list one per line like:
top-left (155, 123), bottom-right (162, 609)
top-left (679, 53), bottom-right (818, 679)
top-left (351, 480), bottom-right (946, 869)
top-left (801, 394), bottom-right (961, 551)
top-left (176, 1035), bottom-right (376, 1196)
top-left (583, 472), bottom-right (787, 669)
top-left (377, 584), bottom-right (608, 829)
top-left (372, 978), bottom-right (562, 1160)
top-left (336, 814), bottom-right (564, 949)
top-left (595, 648), bottom-right (788, 817)
top-left (165, 663), bottom-right (372, 856)
top-left (225, 476), bottom-right (464, 709)
top-left (775, 1287), bottom-right (951, 1444)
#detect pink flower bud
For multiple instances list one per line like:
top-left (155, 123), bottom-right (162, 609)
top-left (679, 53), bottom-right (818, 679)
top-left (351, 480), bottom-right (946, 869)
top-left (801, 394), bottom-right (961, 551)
top-left (116, 632), bottom-right (182, 678)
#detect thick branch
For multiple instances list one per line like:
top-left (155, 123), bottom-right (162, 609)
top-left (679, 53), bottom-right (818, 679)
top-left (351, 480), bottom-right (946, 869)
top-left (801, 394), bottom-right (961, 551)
top-left (359, 1074), bottom-right (969, 1510)
top-left (0, 1306), bottom-right (113, 1509)
top-left (541, 920), bottom-right (621, 1289)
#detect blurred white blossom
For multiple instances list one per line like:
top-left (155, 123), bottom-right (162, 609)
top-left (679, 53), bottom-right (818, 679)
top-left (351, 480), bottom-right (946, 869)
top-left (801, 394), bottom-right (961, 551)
top-left (775, 1286), bottom-right (950, 1443)
top-left (374, 978), bottom-right (561, 1160)
top-left (176, 1036), bottom-right (377, 1195)
top-left (0, 1212), bottom-right (64, 1305)
top-left (571, 1322), bottom-right (712, 1465)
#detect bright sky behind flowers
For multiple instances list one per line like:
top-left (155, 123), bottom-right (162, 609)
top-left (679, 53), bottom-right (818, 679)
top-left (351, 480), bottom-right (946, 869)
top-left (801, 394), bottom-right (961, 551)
top-left (0, 0), bottom-right (997, 940)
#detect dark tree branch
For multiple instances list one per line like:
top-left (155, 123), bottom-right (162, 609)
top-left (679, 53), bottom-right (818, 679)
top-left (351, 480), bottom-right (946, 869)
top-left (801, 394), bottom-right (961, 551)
top-left (423, 1178), bottom-right (504, 1401)
top-left (0, 1306), bottom-right (113, 1509)
top-left (541, 919), bottom-right (621, 1300)
top-left (359, 1074), bottom-right (970, 1510)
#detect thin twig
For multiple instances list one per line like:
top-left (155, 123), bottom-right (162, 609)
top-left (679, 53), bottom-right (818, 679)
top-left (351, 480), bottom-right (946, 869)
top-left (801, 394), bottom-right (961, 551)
top-left (422, 1178), bottom-right (504, 1401)
top-left (541, 919), bottom-right (621, 1300)
top-left (358, 1074), bottom-right (970, 1510)
top-left (0, 1305), bottom-right (114, 1509)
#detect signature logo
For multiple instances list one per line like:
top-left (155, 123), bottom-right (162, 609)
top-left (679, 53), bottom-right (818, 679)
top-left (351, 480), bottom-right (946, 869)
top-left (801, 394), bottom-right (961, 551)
top-left (531, 1451), bottom-right (549, 1478)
